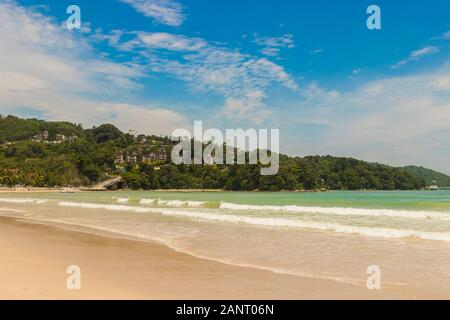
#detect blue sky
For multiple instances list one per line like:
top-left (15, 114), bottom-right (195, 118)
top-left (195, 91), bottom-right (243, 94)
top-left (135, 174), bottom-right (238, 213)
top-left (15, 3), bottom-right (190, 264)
top-left (2, 0), bottom-right (450, 173)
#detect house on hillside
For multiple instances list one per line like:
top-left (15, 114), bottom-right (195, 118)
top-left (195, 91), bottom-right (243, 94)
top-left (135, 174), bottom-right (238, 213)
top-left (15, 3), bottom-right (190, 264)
top-left (114, 146), bottom-right (168, 167)
top-left (142, 151), bottom-right (166, 163)
top-left (115, 153), bottom-right (125, 165)
top-left (128, 153), bottom-right (138, 164)
top-left (31, 131), bottom-right (78, 144)
top-left (31, 131), bottom-right (49, 142)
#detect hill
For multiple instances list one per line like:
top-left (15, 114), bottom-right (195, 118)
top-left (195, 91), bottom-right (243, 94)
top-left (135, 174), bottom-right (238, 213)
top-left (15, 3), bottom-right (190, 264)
top-left (402, 166), bottom-right (450, 187)
top-left (0, 115), bottom-right (428, 191)
top-left (0, 115), bottom-right (83, 143)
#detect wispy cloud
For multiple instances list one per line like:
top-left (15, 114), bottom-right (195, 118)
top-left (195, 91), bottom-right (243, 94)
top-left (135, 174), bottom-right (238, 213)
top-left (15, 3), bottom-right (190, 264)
top-left (138, 32), bottom-right (207, 51)
top-left (442, 31), bottom-right (450, 40)
top-left (310, 48), bottom-right (323, 55)
top-left (391, 46), bottom-right (439, 69)
top-left (280, 63), bottom-right (450, 173)
top-left (0, 2), bottom-right (188, 134)
top-left (120, 0), bottom-right (185, 27)
top-left (114, 31), bottom-right (299, 123)
top-left (429, 75), bottom-right (450, 91)
top-left (432, 30), bottom-right (450, 40)
top-left (252, 33), bottom-right (295, 57)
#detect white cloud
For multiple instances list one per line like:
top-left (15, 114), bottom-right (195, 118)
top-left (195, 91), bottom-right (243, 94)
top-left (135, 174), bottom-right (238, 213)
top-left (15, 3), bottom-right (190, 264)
top-left (90, 29), bottom-right (125, 46)
top-left (1, 1), bottom-right (297, 129)
top-left (30, 100), bottom-right (187, 135)
top-left (436, 30), bottom-right (450, 40)
top-left (283, 65), bottom-right (450, 173)
top-left (310, 48), bottom-right (323, 55)
top-left (0, 1), bottom-right (188, 134)
top-left (410, 47), bottom-right (439, 59)
top-left (261, 47), bottom-right (281, 57)
top-left (220, 91), bottom-right (272, 125)
top-left (429, 76), bottom-right (450, 91)
top-left (138, 32), bottom-right (207, 51)
top-left (253, 34), bottom-right (295, 48)
top-left (391, 46), bottom-right (439, 69)
top-left (0, 72), bottom-right (45, 92)
top-left (301, 83), bottom-right (340, 106)
top-left (120, 0), bottom-right (185, 27)
top-left (253, 33), bottom-right (295, 57)
top-left (115, 31), bottom-right (299, 122)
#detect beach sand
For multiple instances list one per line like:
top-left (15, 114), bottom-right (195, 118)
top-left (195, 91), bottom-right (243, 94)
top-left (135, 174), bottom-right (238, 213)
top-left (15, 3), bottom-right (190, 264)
top-left (0, 216), bottom-right (410, 300)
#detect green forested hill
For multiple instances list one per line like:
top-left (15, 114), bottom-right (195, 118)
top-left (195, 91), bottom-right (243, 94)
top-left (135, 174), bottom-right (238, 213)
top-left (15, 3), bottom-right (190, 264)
top-left (401, 166), bottom-right (450, 187)
top-left (0, 115), bottom-right (83, 142)
top-left (0, 115), bottom-right (429, 191)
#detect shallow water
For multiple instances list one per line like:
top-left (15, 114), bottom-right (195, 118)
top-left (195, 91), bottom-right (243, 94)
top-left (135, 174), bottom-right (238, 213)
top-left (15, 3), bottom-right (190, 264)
top-left (1, 190), bottom-right (450, 297)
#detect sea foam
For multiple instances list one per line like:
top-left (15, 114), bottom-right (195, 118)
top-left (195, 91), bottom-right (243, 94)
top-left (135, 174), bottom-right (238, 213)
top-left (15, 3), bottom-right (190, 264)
top-left (57, 201), bottom-right (450, 242)
top-left (219, 202), bottom-right (450, 221)
top-left (0, 198), bottom-right (47, 204)
top-left (139, 198), bottom-right (157, 205)
top-left (140, 198), bottom-right (206, 208)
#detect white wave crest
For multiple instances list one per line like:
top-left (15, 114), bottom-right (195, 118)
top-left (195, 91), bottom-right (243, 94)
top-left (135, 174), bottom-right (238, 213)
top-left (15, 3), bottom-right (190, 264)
top-left (0, 198), bottom-right (47, 204)
top-left (139, 198), bottom-right (157, 204)
top-left (186, 201), bottom-right (208, 207)
top-left (156, 209), bottom-right (450, 242)
top-left (143, 199), bottom-right (206, 208)
top-left (58, 201), bottom-right (450, 242)
top-left (219, 202), bottom-right (450, 221)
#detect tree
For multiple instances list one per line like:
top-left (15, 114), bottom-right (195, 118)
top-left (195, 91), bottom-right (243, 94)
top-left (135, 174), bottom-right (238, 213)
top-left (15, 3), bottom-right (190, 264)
top-left (82, 164), bottom-right (103, 184)
top-left (90, 124), bottom-right (123, 144)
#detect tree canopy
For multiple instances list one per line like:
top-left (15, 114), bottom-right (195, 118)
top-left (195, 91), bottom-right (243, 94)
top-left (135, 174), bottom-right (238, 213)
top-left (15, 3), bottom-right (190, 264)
top-left (0, 115), bottom-right (428, 190)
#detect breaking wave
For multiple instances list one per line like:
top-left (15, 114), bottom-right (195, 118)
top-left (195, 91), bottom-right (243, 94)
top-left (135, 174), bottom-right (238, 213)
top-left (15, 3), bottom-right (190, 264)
top-left (140, 198), bottom-right (206, 208)
top-left (219, 202), bottom-right (450, 221)
top-left (0, 198), bottom-right (47, 204)
top-left (139, 198), bottom-right (156, 205)
top-left (57, 201), bottom-right (450, 242)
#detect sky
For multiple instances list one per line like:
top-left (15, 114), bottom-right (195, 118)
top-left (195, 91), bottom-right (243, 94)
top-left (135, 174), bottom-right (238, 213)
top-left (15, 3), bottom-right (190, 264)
top-left (1, 0), bottom-right (450, 173)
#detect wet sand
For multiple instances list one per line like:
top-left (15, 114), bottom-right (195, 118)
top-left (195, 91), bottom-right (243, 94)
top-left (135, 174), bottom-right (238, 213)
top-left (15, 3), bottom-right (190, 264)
top-left (0, 216), bottom-right (411, 300)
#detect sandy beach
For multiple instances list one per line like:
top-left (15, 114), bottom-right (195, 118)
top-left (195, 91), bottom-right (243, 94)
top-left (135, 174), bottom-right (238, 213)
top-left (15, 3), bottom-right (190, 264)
top-left (0, 216), bottom-right (408, 300)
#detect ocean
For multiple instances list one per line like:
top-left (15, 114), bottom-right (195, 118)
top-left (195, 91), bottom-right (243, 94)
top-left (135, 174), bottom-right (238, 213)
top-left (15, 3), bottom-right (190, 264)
top-left (1, 190), bottom-right (450, 296)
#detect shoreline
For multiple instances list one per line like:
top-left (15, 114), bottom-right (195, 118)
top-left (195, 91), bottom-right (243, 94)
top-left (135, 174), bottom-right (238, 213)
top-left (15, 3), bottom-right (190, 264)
top-left (0, 187), bottom-right (431, 193)
top-left (0, 216), bottom-right (410, 300)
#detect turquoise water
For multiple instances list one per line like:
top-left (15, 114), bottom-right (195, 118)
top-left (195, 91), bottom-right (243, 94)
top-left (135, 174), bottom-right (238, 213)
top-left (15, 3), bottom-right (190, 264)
top-left (1, 190), bottom-right (450, 295)
top-left (3, 190), bottom-right (450, 236)
top-left (8, 190), bottom-right (450, 211)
